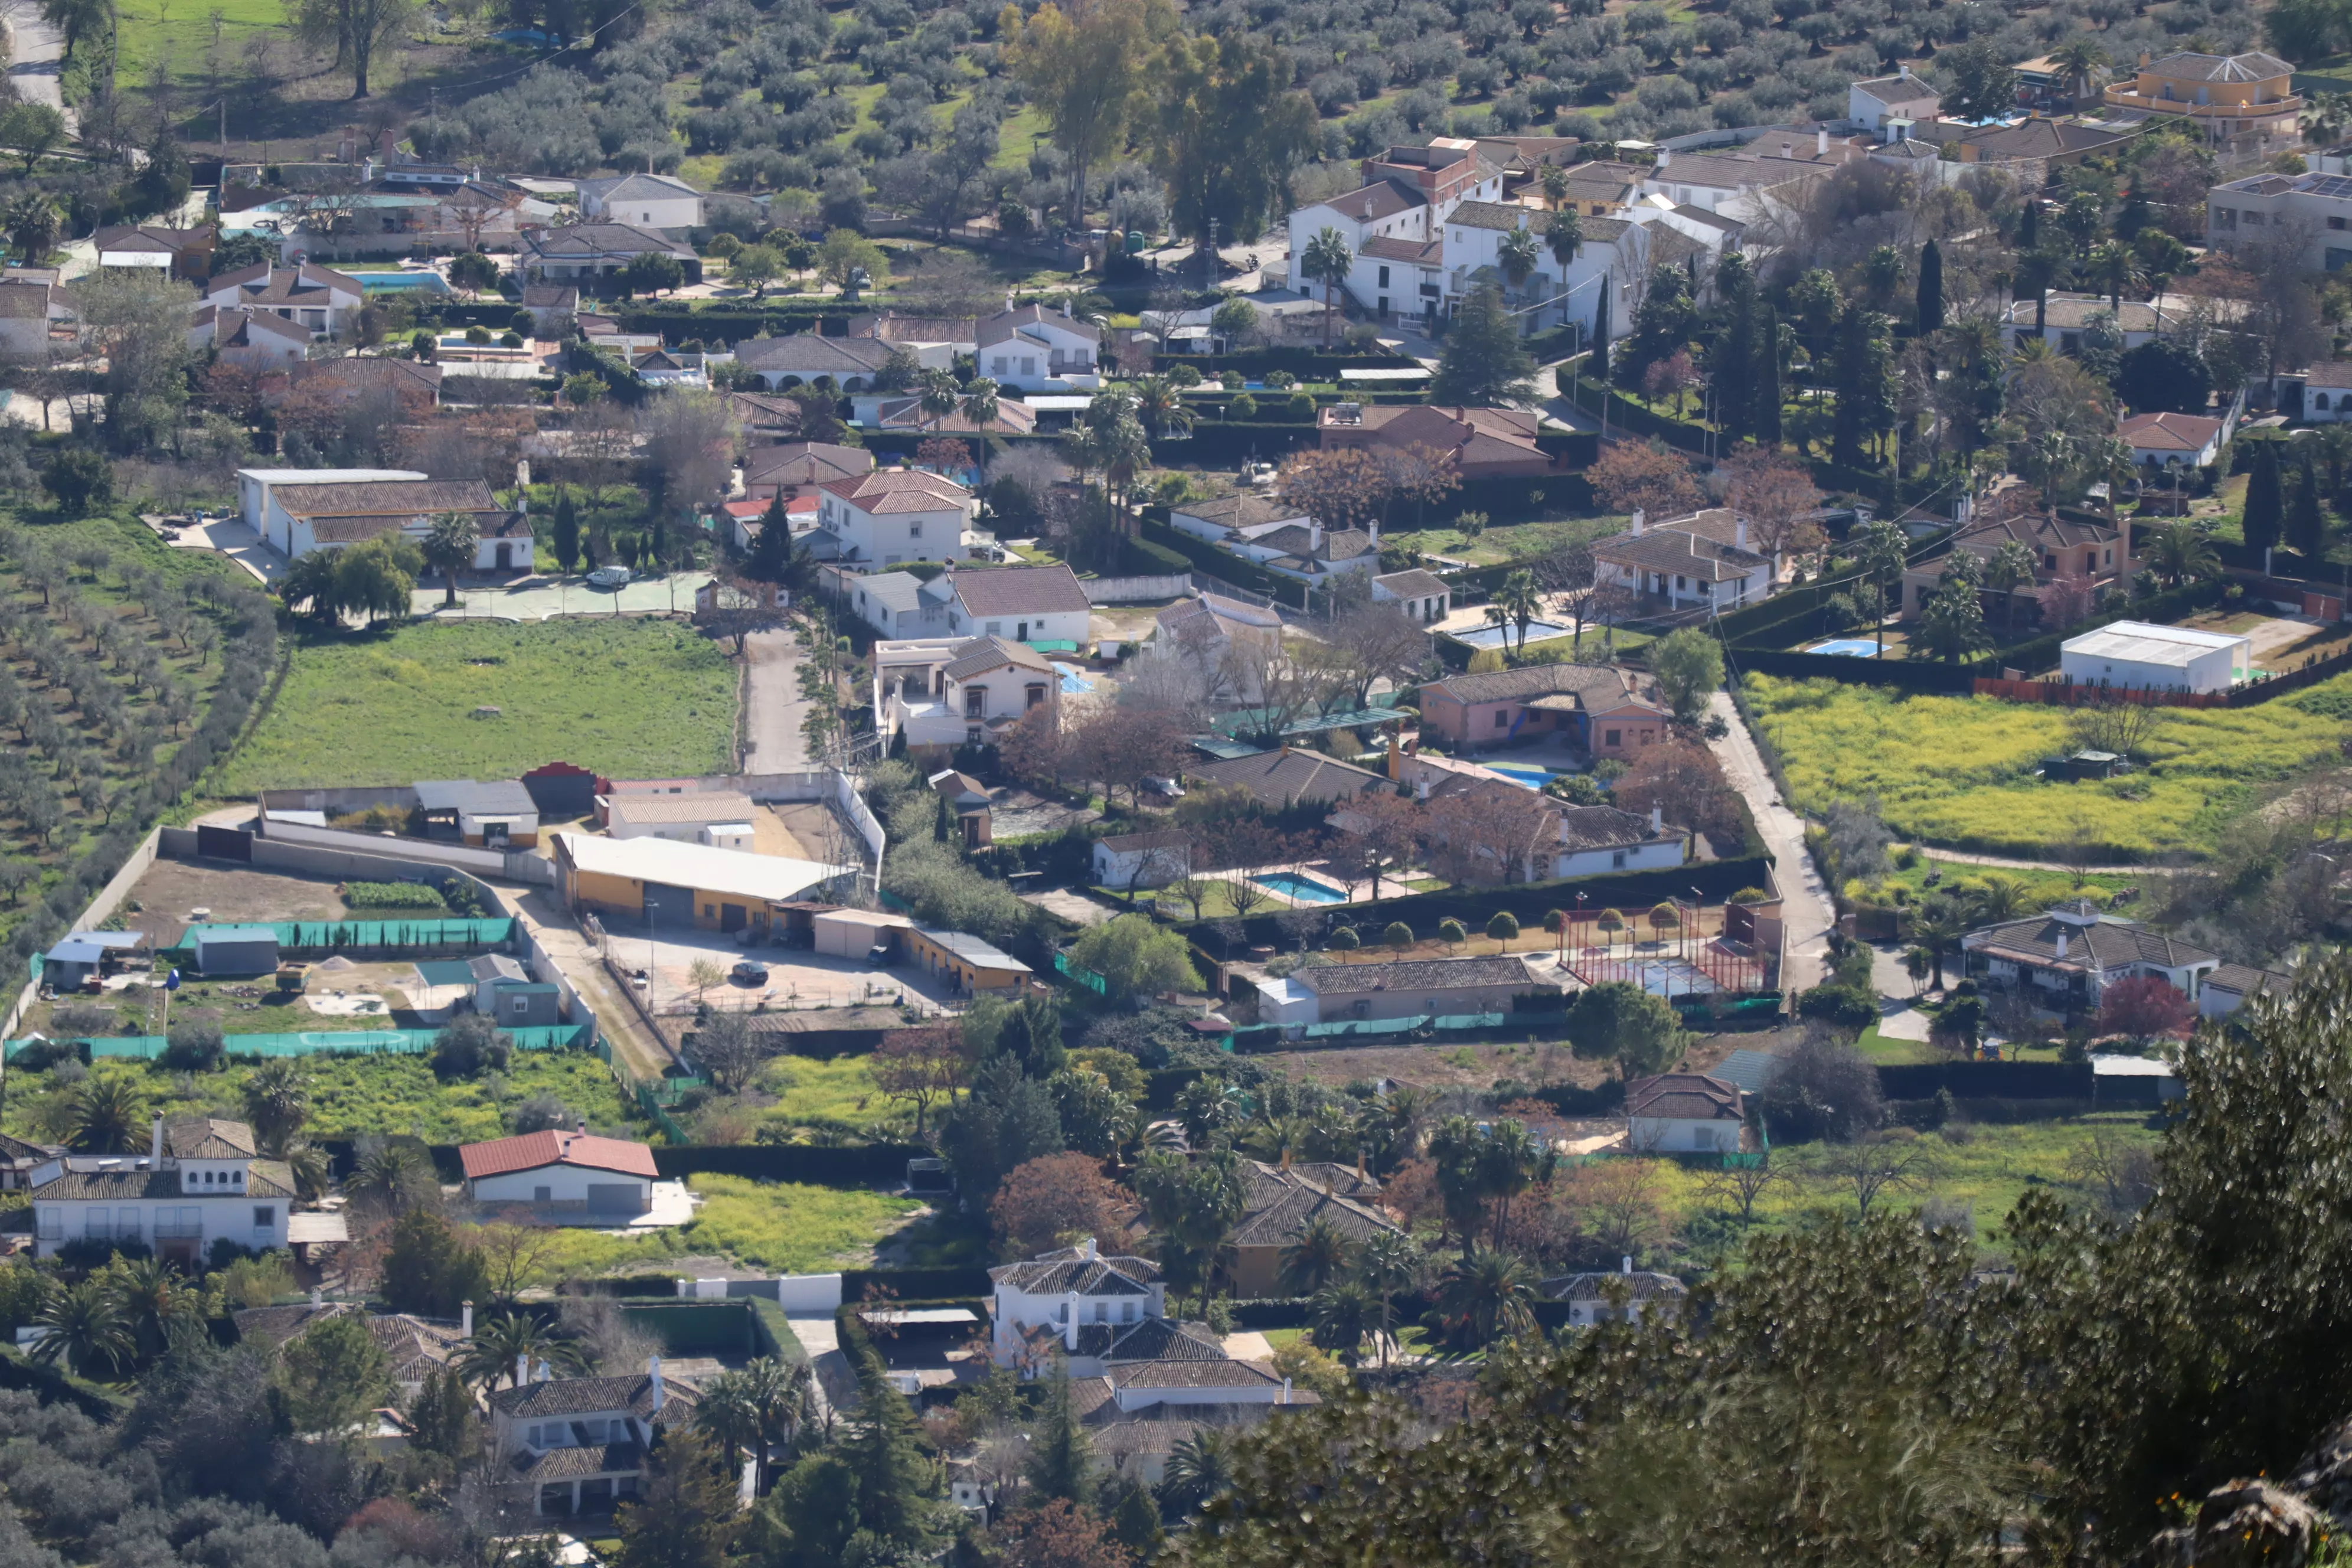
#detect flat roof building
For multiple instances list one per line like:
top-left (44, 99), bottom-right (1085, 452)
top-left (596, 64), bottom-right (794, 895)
top-left (550, 833), bottom-right (852, 936)
top-left (2060, 620), bottom-right (2250, 694)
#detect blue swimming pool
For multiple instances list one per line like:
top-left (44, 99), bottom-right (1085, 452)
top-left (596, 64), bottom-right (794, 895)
top-left (1805, 638), bottom-right (1881, 658)
top-left (1484, 763), bottom-right (1560, 790)
top-left (1053, 662), bottom-right (1095, 694)
top-left (359, 272), bottom-right (453, 295)
top-left (1455, 619), bottom-right (1573, 649)
top-left (1253, 872), bottom-right (1345, 904)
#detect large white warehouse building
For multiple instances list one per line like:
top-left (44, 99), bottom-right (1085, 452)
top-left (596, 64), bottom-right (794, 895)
top-left (2059, 622), bottom-right (2251, 694)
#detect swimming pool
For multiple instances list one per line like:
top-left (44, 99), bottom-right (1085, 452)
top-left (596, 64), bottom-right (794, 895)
top-left (360, 273), bottom-right (453, 295)
top-left (1252, 872), bottom-right (1345, 904)
top-left (1454, 620), bottom-right (1573, 649)
top-left (1484, 762), bottom-right (1560, 790)
top-left (1053, 662), bottom-right (1095, 694)
top-left (1805, 638), bottom-right (1881, 658)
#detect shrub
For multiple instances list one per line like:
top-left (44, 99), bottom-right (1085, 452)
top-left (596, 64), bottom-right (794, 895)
top-left (11, 1038), bottom-right (84, 1070)
top-left (161, 1018), bottom-right (226, 1072)
top-left (432, 1012), bottom-right (512, 1079)
top-left (1382, 921), bottom-right (1413, 950)
top-left (1287, 391), bottom-right (1317, 420)
top-left (1168, 364), bottom-right (1203, 387)
top-left (509, 1092), bottom-right (575, 1134)
top-left (1487, 912), bottom-right (1520, 944)
top-left (1328, 926), bottom-right (1360, 950)
top-left (1264, 370), bottom-right (1296, 389)
top-left (1229, 392), bottom-right (1258, 419)
top-left (1796, 985), bottom-right (1878, 1028)
top-left (342, 880), bottom-right (449, 910)
top-left (1438, 917), bottom-right (1467, 949)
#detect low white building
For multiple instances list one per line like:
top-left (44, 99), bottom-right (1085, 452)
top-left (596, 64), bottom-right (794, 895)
top-left (29, 1117), bottom-right (293, 1264)
top-left (575, 172), bottom-right (705, 233)
top-left (976, 302), bottom-right (1102, 393)
top-left (1546, 803), bottom-right (1687, 878)
top-left (1371, 568), bottom-right (1449, 624)
top-left (1625, 1072), bottom-right (1747, 1154)
top-left (1255, 955), bottom-right (1553, 1033)
top-left (925, 563), bottom-right (1093, 646)
top-left (603, 789), bottom-right (760, 847)
top-left (2060, 620), bottom-right (2250, 693)
top-left (1847, 66), bottom-right (1941, 130)
top-left (2118, 410), bottom-right (2231, 473)
top-left (879, 633), bottom-right (1060, 756)
top-left (1168, 494), bottom-right (1311, 545)
top-left (1093, 831), bottom-right (1190, 891)
top-left (239, 471), bottom-right (528, 568)
top-left (2200, 961), bottom-right (2291, 1017)
top-left (988, 1239), bottom-right (1168, 1366)
top-left (1541, 1260), bottom-right (1690, 1325)
top-left (812, 469), bottom-right (976, 567)
top-left (460, 1128), bottom-right (659, 1216)
top-left (2307, 362), bottom-right (2352, 422)
top-left (201, 262), bottom-right (365, 339)
top-left (1590, 508), bottom-right (1773, 612)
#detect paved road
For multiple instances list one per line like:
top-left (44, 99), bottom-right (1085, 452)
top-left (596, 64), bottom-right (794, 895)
top-left (741, 628), bottom-right (811, 772)
top-left (4, 4), bottom-right (69, 125)
top-left (1706, 690), bottom-right (1832, 994)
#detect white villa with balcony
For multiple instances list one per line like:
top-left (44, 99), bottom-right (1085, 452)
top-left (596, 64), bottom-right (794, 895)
top-left (976, 303), bottom-right (1102, 393)
top-left (29, 1117), bottom-right (293, 1263)
top-left (875, 633), bottom-right (1062, 760)
top-left (487, 1360), bottom-right (701, 1518)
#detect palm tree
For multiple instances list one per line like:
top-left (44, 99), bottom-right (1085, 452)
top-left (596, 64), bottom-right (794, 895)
top-left (1971, 874), bottom-right (2027, 924)
top-left (957, 377), bottom-right (1000, 429)
top-left (1243, 1113), bottom-right (1310, 1166)
top-left (66, 1077), bottom-right (145, 1153)
top-left (1356, 1230), bottom-right (1422, 1370)
top-left (422, 512), bottom-right (481, 607)
top-left (737, 1354), bottom-right (813, 1492)
top-left (1984, 539), bottom-right (2039, 635)
top-left (1544, 210), bottom-right (1583, 328)
top-left (1850, 519), bottom-right (1909, 657)
top-left (1096, 414), bottom-right (1151, 516)
top-left (1909, 898), bottom-right (1970, 991)
top-left (1498, 226), bottom-right (1541, 304)
top-left (1307, 1279), bottom-right (1378, 1364)
top-left (2048, 37), bottom-right (2110, 103)
top-left (2142, 522), bottom-right (2220, 587)
top-left (1162, 1427), bottom-right (1237, 1517)
top-left (1429, 1247), bottom-right (1537, 1351)
top-left (695, 1370), bottom-right (764, 1476)
top-left (916, 367), bottom-right (959, 423)
top-left (279, 1139), bottom-right (332, 1202)
top-left (1279, 1213), bottom-right (1357, 1295)
top-left (2016, 250), bottom-right (2062, 335)
top-left (241, 1060), bottom-right (311, 1154)
top-left (31, 1279), bottom-right (131, 1378)
top-left (1129, 374), bottom-right (1192, 440)
top-left (2085, 241), bottom-right (2144, 312)
top-left (1476, 1119), bottom-right (1543, 1250)
top-left (279, 551), bottom-right (344, 625)
top-left (347, 1140), bottom-right (434, 1216)
top-left (1494, 569), bottom-right (1543, 655)
top-left (458, 1311), bottom-right (590, 1391)
top-left (4, 192), bottom-right (60, 264)
top-left (1302, 226), bottom-right (1354, 347)
top-left (112, 1258), bottom-right (197, 1361)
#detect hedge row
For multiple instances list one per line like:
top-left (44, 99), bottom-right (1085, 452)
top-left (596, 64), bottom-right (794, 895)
top-left (650, 1143), bottom-right (930, 1183)
top-left (1181, 855), bottom-right (1775, 952)
top-left (1877, 1061), bottom-right (2093, 1099)
top-left (1138, 517), bottom-right (1305, 603)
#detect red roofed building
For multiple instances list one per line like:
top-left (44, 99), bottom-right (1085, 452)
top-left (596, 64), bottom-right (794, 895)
top-left (812, 467), bottom-right (976, 567)
top-left (2118, 410), bottom-right (2229, 472)
top-left (461, 1129), bottom-right (659, 1216)
top-left (1315, 403), bottom-right (1566, 479)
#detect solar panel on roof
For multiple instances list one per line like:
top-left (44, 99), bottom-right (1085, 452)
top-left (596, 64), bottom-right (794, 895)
top-left (2306, 175), bottom-right (2352, 199)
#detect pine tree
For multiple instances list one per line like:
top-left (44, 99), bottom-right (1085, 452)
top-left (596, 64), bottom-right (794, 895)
top-left (1108, 1474), bottom-right (1166, 1557)
top-left (552, 492), bottom-right (580, 575)
top-left (1429, 280), bottom-right (1536, 405)
top-left (2018, 197), bottom-right (2039, 251)
top-left (838, 1348), bottom-right (942, 1549)
top-left (2289, 450), bottom-right (2328, 561)
top-left (1023, 1357), bottom-right (1097, 1505)
top-left (2243, 442), bottom-right (2285, 569)
top-left (749, 493), bottom-right (790, 581)
top-left (614, 1430), bottom-right (743, 1568)
top-left (1917, 239), bottom-right (1945, 335)
top-left (1590, 286), bottom-right (1611, 383)
top-left (1752, 304), bottom-right (1784, 449)
top-left (408, 1366), bottom-right (475, 1459)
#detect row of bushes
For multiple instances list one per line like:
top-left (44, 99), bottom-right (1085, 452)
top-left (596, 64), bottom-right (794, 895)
top-left (1136, 515), bottom-right (1304, 603)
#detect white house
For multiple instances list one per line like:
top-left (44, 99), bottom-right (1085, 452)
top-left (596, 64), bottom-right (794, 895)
top-left (1168, 494), bottom-right (1311, 545)
top-left (190, 306), bottom-right (313, 367)
top-left (1847, 66), bottom-right (1942, 131)
top-left (240, 471), bottom-right (528, 568)
top-left (2207, 168), bottom-right (2352, 273)
top-left (920, 562), bottom-right (1093, 646)
top-left (844, 570), bottom-right (929, 637)
top-left (1625, 1073), bottom-right (1747, 1154)
top-left (1590, 508), bottom-right (1773, 611)
top-left (2305, 362), bottom-right (2352, 422)
top-left (201, 262), bottom-right (365, 339)
top-left (1436, 201), bottom-right (1711, 341)
top-left (460, 1128), bottom-right (659, 1216)
top-left (29, 1117), bottom-right (293, 1263)
top-left (2060, 620), bottom-right (2250, 693)
top-left (518, 224), bottom-right (700, 285)
top-left (0, 276), bottom-right (69, 365)
top-left (1093, 831), bottom-right (1190, 891)
top-left (1636, 142), bottom-right (1841, 224)
top-left (976, 302), bottom-right (1102, 393)
top-left (1541, 1260), bottom-right (1690, 1325)
top-left (812, 469), bottom-right (976, 567)
top-left (988, 1239), bottom-right (1168, 1366)
top-left (1286, 139), bottom-right (1503, 326)
top-left (575, 173), bottom-right (705, 233)
top-left (602, 789), bottom-right (760, 848)
top-left (487, 1363), bottom-right (698, 1518)
top-left (2117, 410), bottom-right (2232, 473)
top-left (1224, 520), bottom-right (1380, 584)
top-left (2200, 962), bottom-right (2291, 1017)
top-left (1371, 567), bottom-right (1449, 624)
top-left (880, 633), bottom-right (1061, 755)
top-left (1961, 899), bottom-right (2221, 1013)
top-left (1255, 955), bottom-right (1552, 1033)
top-left (1546, 803), bottom-right (1687, 878)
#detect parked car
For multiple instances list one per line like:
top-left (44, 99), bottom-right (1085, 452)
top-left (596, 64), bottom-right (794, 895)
top-left (731, 961), bottom-right (769, 985)
top-left (866, 942), bottom-right (893, 966)
top-left (587, 566), bottom-right (632, 589)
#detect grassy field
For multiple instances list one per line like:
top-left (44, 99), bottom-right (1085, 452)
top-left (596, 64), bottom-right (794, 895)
top-left (529, 1176), bottom-right (925, 1278)
top-left (216, 618), bottom-right (738, 790)
top-left (1845, 857), bottom-right (2147, 914)
top-left (1387, 514), bottom-right (1627, 568)
top-left (2, 1051), bottom-right (642, 1146)
top-left (113, 0), bottom-right (286, 90)
top-left (1745, 671), bottom-right (2352, 860)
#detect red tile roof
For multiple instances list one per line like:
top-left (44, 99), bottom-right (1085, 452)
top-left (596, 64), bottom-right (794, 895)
top-left (460, 1129), bottom-right (658, 1180)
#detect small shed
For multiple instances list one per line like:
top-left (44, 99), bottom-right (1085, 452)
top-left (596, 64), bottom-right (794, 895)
top-left (42, 931), bottom-right (146, 989)
top-left (2042, 749), bottom-right (2121, 783)
top-left (484, 982), bottom-right (561, 1028)
top-left (813, 909), bottom-right (913, 959)
top-left (414, 779), bottom-right (541, 848)
top-left (191, 925), bottom-right (280, 976)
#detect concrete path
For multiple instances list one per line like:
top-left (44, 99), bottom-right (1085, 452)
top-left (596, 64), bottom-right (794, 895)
top-left (1706, 690), bottom-right (1832, 993)
top-left (146, 515), bottom-right (283, 586)
top-left (740, 628), bottom-right (810, 772)
top-left (1923, 848), bottom-right (2148, 875)
top-left (3, 4), bottom-right (71, 129)
top-left (786, 1312), bottom-right (857, 1428)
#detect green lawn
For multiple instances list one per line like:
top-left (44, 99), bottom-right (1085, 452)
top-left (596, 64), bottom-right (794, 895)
top-left (1847, 857), bottom-right (2147, 914)
top-left (527, 1176), bottom-right (925, 1279)
top-left (113, 0), bottom-right (289, 90)
top-left (1745, 671), bottom-right (2352, 860)
top-left (216, 618), bottom-right (738, 790)
top-left (1387, 514), bottom-right (1627, 567)
top-left (4, 1051), bottom-right (643, 1146)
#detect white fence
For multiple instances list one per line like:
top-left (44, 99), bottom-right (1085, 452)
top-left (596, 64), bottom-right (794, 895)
top-left (257, 818), bottom-right (557, 885)
top-left (775, 1273), bottom-right (844, 1311)
top-left (1083, 574), bottom-right (1190, 603)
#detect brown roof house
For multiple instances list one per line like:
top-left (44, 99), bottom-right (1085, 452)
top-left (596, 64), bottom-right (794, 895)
top-left (1317, 403), bottom-right (1564, 481)
top-left (189, 305), bottom-right (313, 368)
top-left (1253, 953), bottom-right (1559, 1033)
top-left (255, 476), bottom-right (529, 569)
top-left (1540, 1260), bottom-right (1690, 1326)
top-left (234, 1302), bottom-right (465, 1398)
top-left (1959, 898), bottom-right (2221, 1019)
top-left (1592, 507), bottom-right (1774, 614)
top-left (880, 633), bottom-right (1059, 759)
top-left (1897, 507), bottom-right (2129, 625)
top-left (1182, 747), bottom-right (1391, 811)
top-left (1626, 1072), bottom-right (1749, 1154)
top-left (201, 262), bottom-right (365, 339)
top-left (1224, 1159), bottom-right (1404, 1297)
top-left (1413, 661), bottom-right (1670, 757)
top-left (487, 1363), bottom-right (702, 1520)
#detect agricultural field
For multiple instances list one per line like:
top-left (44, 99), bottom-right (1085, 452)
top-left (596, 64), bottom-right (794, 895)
top-left (1745, 672), bottom-right (2352, 860)
top-left (214, 617), bottom-right (738, 791)
top-left (527, 1176), bottom-right (928, 1279)
top-left (1, 1050), bottom-right (643, 1147)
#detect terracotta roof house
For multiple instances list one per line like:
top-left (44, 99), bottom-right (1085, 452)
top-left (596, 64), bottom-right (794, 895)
top-left (1592, 508), bottom-right (1773, 613)
top-left (2119, 410), bottom-right (2229, 471)
top-left (234, 1303), bottom-right (465, 1394)
top-left (1898, 508), bottom-right (2128, 624)
top-left (28, 1115), bottom-right (296, 1262)
top-left (259, 477), bottom-right (527, 567)
top-left (734, 332), bottom-right (900, 392)
top-left (1255, 954), bottom-right (1559, 1033)
top-left (860, 394), bottom-right (1039, 437)
top-left (1182, 748), bottom-right (1390, 810)
top-left (743, 440), bottom-right (875, 504)
top-left (463, 1126), bottom-right (661, 1218)
top-left (1961, 899), bottom-right (2221, 1017)
top-left (486, 1364), bottom-right (700, 1518)
top-left (1168, 494), bottom-right (1311, 542)
top-left (94, 224), bottom-right (215, 279)
top-left (1626, 1072), bottom-right (1748, 1154)
top-left (1942, 116), bottom-right (2142, 167)
top-left (1317, 403), bottom-right (1563, 479)
top-left (812, 467), bottom-right (975, 565)
top-left (283, 354), bottom-right (443, 407)
top-left (202, 262), bottom-right (365, 339)
top-left (1226, 520), bottom-right (1381, 584)
top-left (1414, 662), bottom-right (1668, 756)
top-left (1224, 1159), bottom-right (1402, 1296)
top-left (2200, 962), bottom-right (2292, 1018)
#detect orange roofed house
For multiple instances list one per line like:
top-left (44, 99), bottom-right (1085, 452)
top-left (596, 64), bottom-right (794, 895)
top-left (1316, 403), bottom-right (1567, 479)
top-left (460, 1128), bottom-right (659, 1217)
top-left (1415, 662), bottom-right (1671, 756)
top-left (2102, 50), bottom-right (2300, 143)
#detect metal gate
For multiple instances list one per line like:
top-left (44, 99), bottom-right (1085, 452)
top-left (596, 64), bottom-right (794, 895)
top-left (718, 903), bottom-right (747, 932)
top-left (643, 883), bottom-right (696, 926)
top-left (587, 1183), bottom-right (648, 1214)
top-left (195, 825), bottom-right (253, 862)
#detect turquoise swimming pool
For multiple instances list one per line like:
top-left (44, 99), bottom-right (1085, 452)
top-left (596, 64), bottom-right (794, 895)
top-left (1484, 762), bottom-right (1560, 789)
top-left (1253, 872), bottom-right (1345, 904)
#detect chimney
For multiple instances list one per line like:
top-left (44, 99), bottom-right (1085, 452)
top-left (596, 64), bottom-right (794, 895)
top-left (1281, 1377), bottom-right (1293, 1404)
top-left (151, 1117), bottom-right (163, 1161)
top-left (1817, 128), bottom-right (1830, 155)
top-left (1061, 297), bottom-right (1072, 318)
top-left (516, 1353), bottom-right (530, 1388)
top-left (310, 1287), bottom-right (323, 1307)
top-left (1355, 1148), bottom-right (1367, 1180)
top-left (1084, 1236), bottom-right (1098, 1260)
top-left (1899, 63), bottom-right (1911, 80)
top-left (1387, 733), bottom-right (1400, 780)
top-left (1734, 516), bottom-right (1747, 550)
top-left (1650, 805), bottom-right (1662, 833)
top-left (1064, 1294), bottom-right (1080, 1351)
top-left (1622, 1255), bottom-right (1633, 1275)
top-left (2056, 929), bottom-right (2069, 960)
top-left (461, 1301), bottom-right (474, 1337)
top-left (1656, 149), bottom-right (1671, 170)
top-left (649, 1355), bottom-right (665, 1411)
top-left (1310, 520), bottom-right (1324, 552)
top-left (534, 1358), bottom-right (550, 1383)
top-left (1630, 508), bottom-right (1645, 536)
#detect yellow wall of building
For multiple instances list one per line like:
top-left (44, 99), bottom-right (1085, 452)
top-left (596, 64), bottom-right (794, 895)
top-left (904, 930), bottom-right (1025, 992)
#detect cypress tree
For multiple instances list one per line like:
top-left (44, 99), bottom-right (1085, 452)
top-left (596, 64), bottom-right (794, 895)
top-left (933, 793), bottom-right (951, 842)
top-left (1590, 286), bottom-right (1611, 383)
top-left (2243, 441), bottom-right (2284, 569)
top-left (1831, 306), bottom-right (1868, 469)
top-left (1751, 303), bottom-right (1783, 449)
top-left (1917, 239), bottom-right (1945, 335)
top-left (2018, 198), bottom-right (2039, 251)
top-left (1023, 1357), bottom-right (1097, 1504)
top-left (551, 492), bottom-right (580, 575)
top-left (749, 492), bottom-right (790, 580)
top-left (1713, 279), bottom-right (1753, 442)
top-left (2289, 450), bottom-right (2328, 561)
